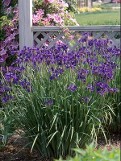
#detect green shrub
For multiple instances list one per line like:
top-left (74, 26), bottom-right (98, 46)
top-left (56, 143), bottom-right (120, 161)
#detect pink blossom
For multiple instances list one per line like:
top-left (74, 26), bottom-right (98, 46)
top-left (35, 9), bottom-right (44, 16)
top-left (4, 33), bottom-right (16, 44)
top-left (56, 40), bottom-right (65, 45)
top-left (68, 35), bottom-right (74, 40)
top-left (6, 6), bottom-right (12, 14)
top-left (53, 14), bottom-right (63, 24)
top-left (33, 9), bottom-right (44, 24)
top-left (3, 0), bottom-right (11, 6)
top-left (48, 14), bottom-right (63, 24)
top-left (57, 0), bottom-right (68, 8)
top-left (42, 17), bottom-right (51, 25)
top-left (0, 49), bottom-right (7, 57)
top-left (33, 15), bottom-right (41, 24)
top-left (0, 49), bottom-right (8, 63)
top-left (44, 0), bottom-right (54, 3)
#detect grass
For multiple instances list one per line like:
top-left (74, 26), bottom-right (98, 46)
top-left (75, 10), bottom-right (120, 25)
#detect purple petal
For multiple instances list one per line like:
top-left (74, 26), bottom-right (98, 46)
top-left (3, 0), bottom-right (11, 6)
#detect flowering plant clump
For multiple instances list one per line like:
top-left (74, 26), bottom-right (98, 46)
top-left (33, 0), bottom-right (78, 26)
top-left (1, 35), bottom-right (120, 156)
top-left (78, 7), bottom-right (102, 13)
top-left (4, 36), bottom-right (119, 99)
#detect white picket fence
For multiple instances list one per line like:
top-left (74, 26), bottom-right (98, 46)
top-left (18, 0), bottom-right (120, 50)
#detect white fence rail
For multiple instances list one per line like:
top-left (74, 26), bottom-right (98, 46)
top-left (19, 0), bottom-right (120, 50)
top-left (32, 26), bottom-right (120, 50)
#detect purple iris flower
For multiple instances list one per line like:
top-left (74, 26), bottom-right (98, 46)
top-left (80, 97), bottom-right (90, 104)
top-left (0, 58), bottom-right (5, 63)
top-left (67, 84), bottom-right (77, 92)
top-left (2, 95), bottom-right (13, 104)
top-left (19, 79), bottom-right (31, 91)
top-left (44, 99), bottom-right (53, 106)
top-left (87, 84), bottom-right (94, 92)
top-left (88, 39), bottom-right (94, 46)
top-left (95, 82), bottom-right (109, 95)
top-left (109, 88), bottom-right (119, 93)
top-left (77, 69), bottom-right (89, 82)
top-left (4, 72), bottom-right (18, 82)
top-left (49, 67), bottom-right (64, 80)
top-left (0, 87), bottom-right (5, 95)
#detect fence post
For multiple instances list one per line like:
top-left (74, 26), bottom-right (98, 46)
top-left (19, 0), bottom-right (33, 49)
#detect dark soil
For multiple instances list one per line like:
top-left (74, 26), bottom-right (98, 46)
top-left (0, 132), bottom-right (52, 161)
top-left (0, 132), bottom-right (120, 161)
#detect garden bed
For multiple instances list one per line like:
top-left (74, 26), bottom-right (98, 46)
top-left (0, 132), bottom-right (120, 161)
top-left (0, 37), bottom-right (120, 159)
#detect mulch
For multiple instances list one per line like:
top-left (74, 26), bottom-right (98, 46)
top-left (0, 132), bottom-right (120, 161)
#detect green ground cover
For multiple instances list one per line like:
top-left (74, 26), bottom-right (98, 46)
top-left (75, 10), bottom-right (120, 25)
top-left (56, 144), bottom-right (120, 161)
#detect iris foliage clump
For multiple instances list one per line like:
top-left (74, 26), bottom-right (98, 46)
top-left (0, 34), bottom-right (120, 158)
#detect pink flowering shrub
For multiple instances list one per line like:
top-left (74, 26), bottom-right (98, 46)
top-left (0, 0), bottom-right (78, 66)
top-left (33, 0), bottom-right (78, 26)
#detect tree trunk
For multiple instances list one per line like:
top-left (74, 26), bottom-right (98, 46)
top-left (88, 0), bottom-right (93, 8)
top-left (77, 0), bottom-right (85, 8)
top-left (85, 0), bottom-right (88, 6)
top-left (84, 0), bottom-right (93, 8)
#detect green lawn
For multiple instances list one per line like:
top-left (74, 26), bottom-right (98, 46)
top-left (75, 10), bottom-right (120, 25)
